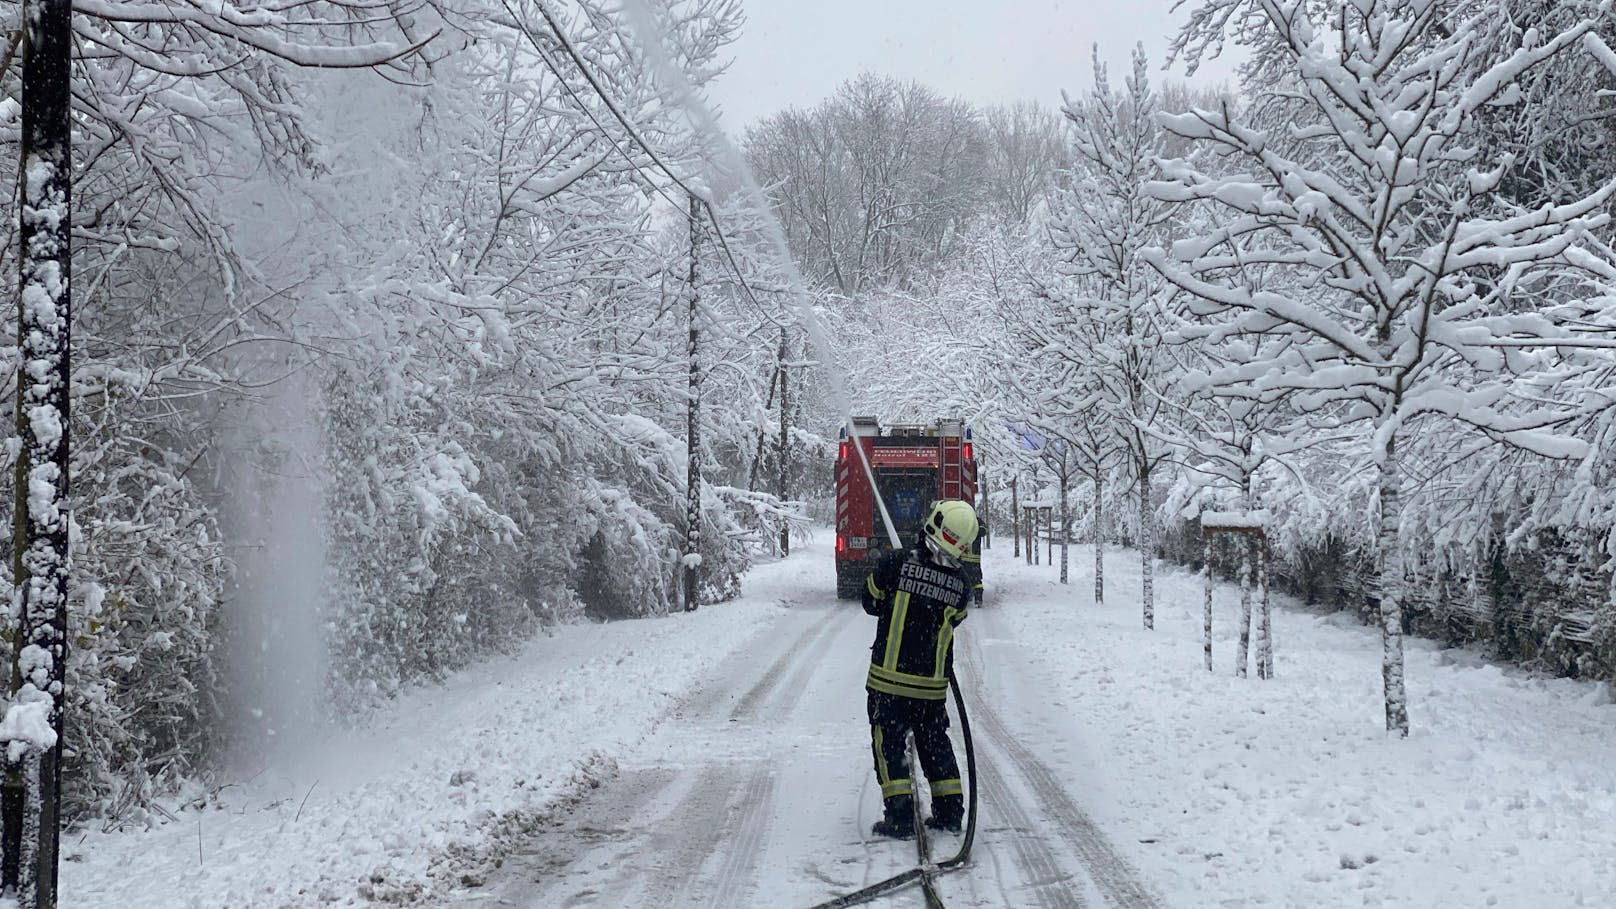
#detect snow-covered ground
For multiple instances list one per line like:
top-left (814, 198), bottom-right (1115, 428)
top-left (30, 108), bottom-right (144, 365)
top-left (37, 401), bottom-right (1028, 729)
top-left (987, 545), bottom-right (1616, 908)
top-left (61, 567), bottom-right (791, 907)
top-left (66, 532), bottom-right (1616, 907)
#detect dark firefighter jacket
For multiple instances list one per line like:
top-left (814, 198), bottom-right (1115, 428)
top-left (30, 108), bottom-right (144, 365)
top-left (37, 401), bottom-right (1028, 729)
top-left (862, 543), bottom-right (971, 700)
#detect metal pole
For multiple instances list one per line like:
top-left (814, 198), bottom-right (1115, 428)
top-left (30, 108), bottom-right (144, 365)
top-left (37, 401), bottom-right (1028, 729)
top-left (684, 194), bottom-right (703, 611)
top-left (978, 465), bottom-right (989, 550)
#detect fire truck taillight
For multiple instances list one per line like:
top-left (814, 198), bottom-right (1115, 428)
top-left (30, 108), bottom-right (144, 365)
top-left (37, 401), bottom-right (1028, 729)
top-left (963, 442), bottom-right (974, 461)
top-left (836, 536), bottom-right (847, 554)
top-left (839, 441), bottom-right (849, 461)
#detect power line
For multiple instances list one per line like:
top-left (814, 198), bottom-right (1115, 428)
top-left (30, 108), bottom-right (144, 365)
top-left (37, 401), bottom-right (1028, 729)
top-left (508, 2), bottom-right (902, 548)
top-left (500, 0), bottom-right (688, 213)
top-left (503, 0), bottom-right (788, 323)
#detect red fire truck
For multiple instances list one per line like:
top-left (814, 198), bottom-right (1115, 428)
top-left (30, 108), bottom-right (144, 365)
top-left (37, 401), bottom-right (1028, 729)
top-left (834, 417), bottom-right (979, 599)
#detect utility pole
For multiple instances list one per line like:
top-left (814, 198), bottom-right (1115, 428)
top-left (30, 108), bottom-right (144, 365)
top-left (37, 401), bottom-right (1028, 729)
top-left (776, 326), bottom-right (789, 556)
top-left (683, 194), bottom-right (703, 612)
top-left (5, 1), bottom-right (73, 904)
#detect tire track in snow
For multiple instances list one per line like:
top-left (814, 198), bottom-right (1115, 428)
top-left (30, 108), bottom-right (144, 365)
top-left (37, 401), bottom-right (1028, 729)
top-left (732, 609), bottom-right (842, 720)
top-left (963, 623), bottom-right (1163, 909)
top-left (460, 604), bottom-right (836, 908)
top-left (699, 766), bottom-right (775, 906)
top-left (972, 763), bottom-right (1088, 908)
top-left (957, 630), bottom-right (1089, 909)
top-left (645, 608), bottom-right (839, 905)
top-left (644, 765), bottom-right (743, 906)
top-left (681, 611), bottom-right (843, 905)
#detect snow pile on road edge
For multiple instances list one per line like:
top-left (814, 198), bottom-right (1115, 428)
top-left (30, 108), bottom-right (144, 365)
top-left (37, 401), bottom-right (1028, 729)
top-left (62, 586), bottom-right (786, 908)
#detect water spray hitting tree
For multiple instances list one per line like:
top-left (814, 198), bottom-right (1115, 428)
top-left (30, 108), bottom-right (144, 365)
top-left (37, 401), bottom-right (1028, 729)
top-left (0, 1), bottom-right (440, 896)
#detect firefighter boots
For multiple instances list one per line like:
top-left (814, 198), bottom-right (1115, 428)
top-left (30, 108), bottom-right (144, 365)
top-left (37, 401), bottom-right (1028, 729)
top-left (924, 813), bottom-right (962, 834)
top-left (871, 794), bottom-right (916, 839)
top-left (925, 794), bottom-right (964, 833)
top-left (871, 815), bottom-right (916, 839)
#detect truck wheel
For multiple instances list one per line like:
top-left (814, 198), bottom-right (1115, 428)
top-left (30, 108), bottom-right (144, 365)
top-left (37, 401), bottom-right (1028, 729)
top-left (836, 564), bottom-right (863, 600)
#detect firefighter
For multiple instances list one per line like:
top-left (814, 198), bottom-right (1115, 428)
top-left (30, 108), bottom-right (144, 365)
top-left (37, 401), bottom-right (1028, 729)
top-left (862, 499), bottom-right (978, 838)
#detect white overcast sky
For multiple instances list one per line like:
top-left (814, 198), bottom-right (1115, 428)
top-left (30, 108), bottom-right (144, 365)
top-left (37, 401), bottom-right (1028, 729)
top-left (705, 0), bottom-right (1243, 132)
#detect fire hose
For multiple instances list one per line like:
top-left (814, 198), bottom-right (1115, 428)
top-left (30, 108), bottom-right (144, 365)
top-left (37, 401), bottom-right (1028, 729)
top-left (803, 666), bottom-right (978, 909)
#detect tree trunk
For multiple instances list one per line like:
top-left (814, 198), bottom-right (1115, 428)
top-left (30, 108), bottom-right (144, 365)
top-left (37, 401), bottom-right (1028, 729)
top-left (1140, 461), bottom-right (1154, 630)
top-left (6, 2), bottom-right (73, 902)
top-left (1059, 474), bottom-right (1069, 585)
top-left (683, 195), bottom-right (703, 611)
top-left (1235, 535), bottom-right (1253, 678)
top-left (1203, 526), bottom-right (1213, 672)
top-left (1378, 438), bottom-right (1410, 735)
top-left (1045, 507), bottom-right (1053, 565)
top-left (1257, 537), bottom-right (1274, 680)
top-left (1031, 507), bottom-right (1039, 566)
top-left (776, 327), bottom-right (789, 556)
top-left (1093, 474), bottom-right (1104, 605)
top-left (1011, 477), bottom-right (1019, 559)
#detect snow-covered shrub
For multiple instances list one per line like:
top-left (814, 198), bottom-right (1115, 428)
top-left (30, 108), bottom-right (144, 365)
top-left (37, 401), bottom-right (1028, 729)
top-left (320, 356), bottom-right (524, 706)
top-left (570, 479), bottom-right (679, 620)
top-left (62, 427), bottom-right (227, 823)
top-left (1, 243), bottom-right (233, 820)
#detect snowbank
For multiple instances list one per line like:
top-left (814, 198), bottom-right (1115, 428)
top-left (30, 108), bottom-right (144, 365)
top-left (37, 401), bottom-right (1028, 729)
top-left (62, 573), bottom-right (786, 907)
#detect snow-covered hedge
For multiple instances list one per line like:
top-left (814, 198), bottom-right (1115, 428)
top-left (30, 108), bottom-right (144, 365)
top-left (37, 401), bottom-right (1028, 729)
top-left (1158, 517), bottom-right (1616, 682)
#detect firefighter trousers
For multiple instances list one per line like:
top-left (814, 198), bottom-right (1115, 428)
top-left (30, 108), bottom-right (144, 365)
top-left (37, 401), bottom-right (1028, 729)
top-left (867, 690), bottom-right (964, 822)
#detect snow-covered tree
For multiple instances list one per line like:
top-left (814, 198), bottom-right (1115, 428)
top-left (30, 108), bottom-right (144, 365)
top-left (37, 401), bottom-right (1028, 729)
top-left (1047, 45), bottom-right (1186, 629)
top-left (990, 271), bottom-right (1119, 601)
top-left (1153, 0), bottom-right (1616, 734)
top-left (983, 101), bottom-right (1067, 225)
top-left (1150, 292), bottom-right (1362, 677)
top-left (305, 0), bottom-right (762, 702)
top-left (743, 76), bottom-right (981, 294)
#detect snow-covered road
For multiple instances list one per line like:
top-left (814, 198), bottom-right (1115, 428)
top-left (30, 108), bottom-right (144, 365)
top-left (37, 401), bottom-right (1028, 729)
top-left (447, 598), bottom-right (911, 907)
top-left (452, 566), bottom-right (1161, 908)
top-left (67, 531), bottom-right (1616, 907)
